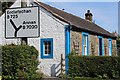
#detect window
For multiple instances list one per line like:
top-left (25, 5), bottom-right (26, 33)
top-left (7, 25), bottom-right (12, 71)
top-left (83, 35), bottom-right (88, 55)
top-left (44, 41), bottom-right (51, 55)
top-left (98, 36), bottom-right (104, 56)
top-left (108, 39), bottom-right (112, 56)
top-left (41, 38), bottom-right (53, 59)
top-left (99, 38), bottom-right (102, 55)
top-left (82, 32), bottom-right (89, 55)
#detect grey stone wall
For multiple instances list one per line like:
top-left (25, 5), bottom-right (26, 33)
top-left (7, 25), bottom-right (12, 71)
top-left (89, 34), bottom-right (98, 56)
top-left (70, 31), bottom-right (117, 56)
top-left (71, 31), bottom-right (82, 55)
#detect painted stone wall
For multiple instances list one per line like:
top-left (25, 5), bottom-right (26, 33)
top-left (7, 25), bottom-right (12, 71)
top-left (112, 40), bottom-right (117, 56)
top-left (29, 7), bottom-right (68, 76)
top-left (71, 31), bottom-right (82, 55)
top-left (71, 31), bottom-right (99, 56)
top-left (104, 38), bottom-right (109, 56)
top-left (89, 34), bottom-right (98, 56)
top-left (70, 30), bottom-right (117, 56)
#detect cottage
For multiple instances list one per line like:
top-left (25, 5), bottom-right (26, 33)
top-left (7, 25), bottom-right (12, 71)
top-left (0, 0), bottom-right (117, 77)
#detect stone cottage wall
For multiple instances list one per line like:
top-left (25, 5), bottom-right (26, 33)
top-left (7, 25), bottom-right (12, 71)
top-left (89, 34), bottom-right (98, 56)
top-left (71, 31), bottom-right (99, 56)
top-left (71, 31), bottom-right (82, 55)
top-left (104, 38), bottom-right (109, 56)
top-left (112, 40), bottom-right (117, 56)
top-left (70, 30), bottom-right (117, 56)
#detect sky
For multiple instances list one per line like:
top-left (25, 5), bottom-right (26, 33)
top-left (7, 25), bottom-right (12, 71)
top-left (40, 0), bottom-right (120, 2)
top-left (40, 0), bottom-right (119, 34)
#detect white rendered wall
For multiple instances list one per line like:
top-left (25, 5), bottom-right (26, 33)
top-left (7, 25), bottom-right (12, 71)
top-left (28, 7), bottom-right (68, 76)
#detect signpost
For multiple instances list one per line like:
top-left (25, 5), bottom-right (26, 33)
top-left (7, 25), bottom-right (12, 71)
top-left (5, 6), bottom-right (39, 38)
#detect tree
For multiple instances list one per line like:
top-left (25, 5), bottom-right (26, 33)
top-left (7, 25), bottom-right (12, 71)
top-left (2, 45), bottom-right (43, 79)
top-left (0, 0), bottom-right (15, 16)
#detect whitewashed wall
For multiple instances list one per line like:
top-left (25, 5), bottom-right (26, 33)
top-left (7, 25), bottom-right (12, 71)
top-left (28, 5), bottom-right (68, 76)
top-left (0, 0), bottom-right (68, 76)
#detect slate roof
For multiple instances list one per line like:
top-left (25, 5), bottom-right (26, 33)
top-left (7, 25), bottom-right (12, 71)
top-left (34, 1), bottom-right (116, 39)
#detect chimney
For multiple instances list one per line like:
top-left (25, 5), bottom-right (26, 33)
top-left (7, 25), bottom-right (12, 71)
top-left (85, 10), bottom-right (93, 22)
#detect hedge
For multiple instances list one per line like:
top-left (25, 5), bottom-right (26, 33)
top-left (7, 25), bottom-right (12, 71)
top-left (68, 55), bottom-right (120, 79)
top-left (2, 44), bottom-right (42, 80)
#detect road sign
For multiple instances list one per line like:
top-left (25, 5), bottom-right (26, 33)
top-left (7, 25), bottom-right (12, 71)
top-left (5, 6), bottom-right (39, 38)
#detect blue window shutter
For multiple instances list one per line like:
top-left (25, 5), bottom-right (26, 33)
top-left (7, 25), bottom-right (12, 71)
top-left (40, 38), bottom-right (53, 59)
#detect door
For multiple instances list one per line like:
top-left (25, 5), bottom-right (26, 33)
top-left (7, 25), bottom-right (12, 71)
top-left (99, 38), bottom-right (102, 55)
top-left (82, 32), bottom-right (89, 55)
top-left (109, 39), bottom-right (112, 56)
top-left (83, 35), bottom-right (88, 55)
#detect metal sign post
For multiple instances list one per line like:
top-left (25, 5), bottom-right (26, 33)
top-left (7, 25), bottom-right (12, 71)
top-left (21, 0), bottom-right (27, 45)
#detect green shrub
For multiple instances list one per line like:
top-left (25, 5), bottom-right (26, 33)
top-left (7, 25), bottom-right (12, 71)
top-left (68, 54), bottom-right (120, 79)
top-left (2, 44), bottom-right (42, 80)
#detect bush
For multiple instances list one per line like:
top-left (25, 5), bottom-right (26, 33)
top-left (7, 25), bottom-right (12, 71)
top-left (2, 44), bottom-right (42, 80)
top-left (68, 54), bottom-right (120, 79)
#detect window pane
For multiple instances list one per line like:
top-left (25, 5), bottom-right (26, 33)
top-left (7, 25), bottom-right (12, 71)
top-left (83, 35), bottom-right (88, 55)
top-left (44, 41), bottom-right (47, 45)
top-left (48, 50), bottom-right (50, 54)
top-left (45, 51), bottom-right (47, 54)
top-left (45, 46), bottom-right (47, 49)
top-left (44, 41), bottom-right (51, 54)
top-left (48, 41), bottom-right (51, 46)
top-left (84, 36), bottom-right (86, 45)
top-left (84, 46), bottom-right (87, 55)
top-left (109, 40), bottom-right (112, 56)
top-left (109, 40), bottom-right (112, 47)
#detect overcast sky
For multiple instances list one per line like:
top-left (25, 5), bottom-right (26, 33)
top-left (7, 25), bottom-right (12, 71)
top-left (40, 0), bottom-right (119, 33)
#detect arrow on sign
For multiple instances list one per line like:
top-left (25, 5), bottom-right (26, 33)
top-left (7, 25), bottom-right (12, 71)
top-left (10, 19), bottom-right (22, 37)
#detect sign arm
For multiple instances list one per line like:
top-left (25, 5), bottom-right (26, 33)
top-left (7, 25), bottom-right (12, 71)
top-left (14, 25), bottom-right (22, 37)
top-left (10, 19), bottom-right (17, 30)
top-left (17, 25), bottom-right (22, 30)
top-left (10, 19), bottom-right (22, 37)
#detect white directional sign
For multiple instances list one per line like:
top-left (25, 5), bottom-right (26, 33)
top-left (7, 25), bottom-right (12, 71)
top-left (5, 6), bottom-right (39, 38)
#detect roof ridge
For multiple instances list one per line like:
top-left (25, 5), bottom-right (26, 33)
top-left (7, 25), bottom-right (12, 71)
top-left (33, 0), bottom-right (116, 38)
top-left (34, 0), bottom-right (70, 24)
top-left (37, 1), bottom-right (99, 28)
